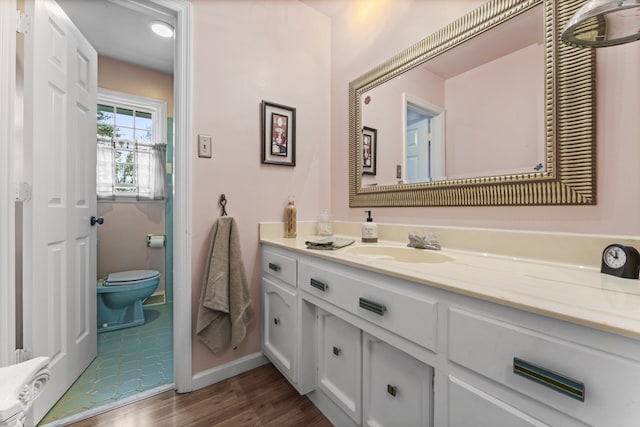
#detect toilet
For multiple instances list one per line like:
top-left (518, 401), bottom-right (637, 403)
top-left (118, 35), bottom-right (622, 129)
top-left (97, 270), bottom-right (160, 333)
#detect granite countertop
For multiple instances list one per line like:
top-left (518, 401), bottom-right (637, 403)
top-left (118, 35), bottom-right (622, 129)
top-left (260, 233), bottom-right (640, 341)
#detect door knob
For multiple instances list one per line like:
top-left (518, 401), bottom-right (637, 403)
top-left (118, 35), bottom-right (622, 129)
top-left (90, 216), bottom-right (104, 226)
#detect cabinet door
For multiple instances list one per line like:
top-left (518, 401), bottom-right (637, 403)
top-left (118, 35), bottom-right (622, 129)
top-left (363, 333), bottom-right (433, 427)
top-left (263, 277), bottom-right (296, 382)
top-left (317, 309), bottom-right (362, 424)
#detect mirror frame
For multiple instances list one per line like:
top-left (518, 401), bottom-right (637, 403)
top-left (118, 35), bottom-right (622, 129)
top-left (349, 0), bottom-right (595, 207)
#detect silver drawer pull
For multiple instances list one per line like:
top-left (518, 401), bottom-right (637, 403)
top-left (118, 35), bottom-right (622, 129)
top-left (513, 357), bottom-right (585, 402)
top-left (273, 317), bottom-right (280, 326)
top-left (268, 262), bottom-right (281, 272)
top-left (310, 278), bottom-right (328, 292)
top-left (387, 384), bottom-right (397, 397)
top-left (332, 346), bottom-right (341, 356)
top-left (359, 297), bottom-right (386, 316)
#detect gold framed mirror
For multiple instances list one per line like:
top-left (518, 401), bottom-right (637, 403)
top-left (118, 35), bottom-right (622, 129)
top-left (349, 0), bottom-right (595, 207)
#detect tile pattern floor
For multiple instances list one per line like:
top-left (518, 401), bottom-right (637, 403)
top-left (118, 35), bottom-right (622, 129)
top-left (39, 302), bottom-right (173, 425)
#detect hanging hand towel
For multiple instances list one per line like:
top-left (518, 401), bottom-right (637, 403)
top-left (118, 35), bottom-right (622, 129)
top-left (196, 217), bottom-right (254, 353)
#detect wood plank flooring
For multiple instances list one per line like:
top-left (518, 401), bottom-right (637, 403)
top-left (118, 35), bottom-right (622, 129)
top-left (68, 363), bottom-right (332, 427)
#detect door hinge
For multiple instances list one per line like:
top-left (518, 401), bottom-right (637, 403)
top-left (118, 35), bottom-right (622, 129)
top-left (15, 181), bottom-right (32, 202)
top-left (16, 10), bottom-right (31, 34)
top-left (15, 348), bottom-right (32, 363)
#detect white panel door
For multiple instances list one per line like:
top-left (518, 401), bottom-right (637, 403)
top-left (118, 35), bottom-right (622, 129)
top-left (362, 332), bottom-right (433, 427)
top-left (263, 278), bottom-right (296, 382)
top-left (23, 0), bottom-right (98, 421)
top-left (317, 309), bottom-right (362, 424)
top-left (406, 119), bottom-right (430, 183)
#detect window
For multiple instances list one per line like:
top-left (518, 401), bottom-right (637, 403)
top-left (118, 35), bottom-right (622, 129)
top-left (96, 89), bottom-right (168, 201)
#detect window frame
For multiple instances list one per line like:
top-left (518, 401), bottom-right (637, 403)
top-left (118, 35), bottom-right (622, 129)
top-left (97, 88), bottom-right (168, 200)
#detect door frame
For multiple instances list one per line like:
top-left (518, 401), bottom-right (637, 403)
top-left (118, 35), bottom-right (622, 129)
top-left (0, 0), bottom-right (17, 368)
top-left (0, 0), bottom-right (194, 393)
top-left (161, 0), bottom-right (193, 393)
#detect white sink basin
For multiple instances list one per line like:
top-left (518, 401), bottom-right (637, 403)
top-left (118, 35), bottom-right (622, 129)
top-left (344, 245), bottom-right (453, 263)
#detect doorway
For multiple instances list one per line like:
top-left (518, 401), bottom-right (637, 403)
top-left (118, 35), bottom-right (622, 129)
top-left (40, 87), bottom-right (175, 424)
top-left (7, 0), bottom-right (193, 424)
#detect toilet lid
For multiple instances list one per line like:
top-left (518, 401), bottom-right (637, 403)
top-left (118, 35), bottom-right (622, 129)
top-left (106, 270), bottom-right (160, 284)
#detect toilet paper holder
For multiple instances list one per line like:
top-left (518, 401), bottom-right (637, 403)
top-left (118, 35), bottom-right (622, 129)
top-left (147, 234), bottom-right (166, 248)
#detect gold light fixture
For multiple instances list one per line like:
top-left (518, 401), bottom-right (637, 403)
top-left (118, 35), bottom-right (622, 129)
top-left (562, 0), bottom-right (640, 47)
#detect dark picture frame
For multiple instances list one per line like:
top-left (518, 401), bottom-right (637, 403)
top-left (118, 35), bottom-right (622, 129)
top-left (261, 100), bottom-right (296, 166)
top-left (362, 126), bottom-right (377, 175)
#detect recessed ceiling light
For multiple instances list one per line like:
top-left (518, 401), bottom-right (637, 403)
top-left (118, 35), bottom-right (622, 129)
top-left (150, 21), bottom-right (174, 38)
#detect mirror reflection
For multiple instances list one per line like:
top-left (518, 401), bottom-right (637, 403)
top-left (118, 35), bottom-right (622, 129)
top-left (360, 4), bottom-right (544, 187)
top-left (349, 0), bottom-right (595, 207)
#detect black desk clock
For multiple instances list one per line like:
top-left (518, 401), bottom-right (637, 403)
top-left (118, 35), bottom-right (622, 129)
top-left (601, 244), bottom-right (640, 279)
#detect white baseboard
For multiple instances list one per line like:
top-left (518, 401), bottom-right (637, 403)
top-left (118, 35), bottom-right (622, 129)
top-left (191, 352), bottom-right (269, 391)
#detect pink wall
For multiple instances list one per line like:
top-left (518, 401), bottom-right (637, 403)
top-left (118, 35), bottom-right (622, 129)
top-left (97, 203), bottom-right (166, 292)
top-left (96, 57), bottom-right (173, 293)
top-left (190, 0), bottom-right (330, 374)
top-left (329, 0), bottom-right (640, 235)
top-left (445, 43), bottom-right (544, 178)
top-left (361, 66), bottom-right (444, 186)
top-left (99, 56), bottom-right (174, 114)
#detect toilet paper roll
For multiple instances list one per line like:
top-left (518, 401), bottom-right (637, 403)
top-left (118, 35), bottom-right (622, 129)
top-left (148, 235), bottom-right (165, 248)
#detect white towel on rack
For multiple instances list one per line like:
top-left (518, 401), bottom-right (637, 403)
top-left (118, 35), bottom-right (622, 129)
top-left (196, 217), bottom-right (254, 353)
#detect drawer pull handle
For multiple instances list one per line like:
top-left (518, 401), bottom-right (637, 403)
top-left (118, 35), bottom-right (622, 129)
top-left (359, 297), bottom-right (386, 316)
top-left (387, 384), bottom-right (397, 397)
top-left (513, 357), bottom-right (585, 402)
top-left (273, 317), bottom-right (280, 326)
top-left (332, 346), bottom-right (341, 356)
top-left (268, 262), bottom-right (281, 272)
top-left (310, 278), bottom-right (328, 292)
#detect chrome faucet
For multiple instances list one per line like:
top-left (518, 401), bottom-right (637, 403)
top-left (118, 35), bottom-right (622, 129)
top-left (407, 232), bottom-right (441, 250)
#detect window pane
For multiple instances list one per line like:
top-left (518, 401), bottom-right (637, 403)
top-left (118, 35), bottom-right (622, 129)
top-left (115, 164), bottom-right (136, 184)
top-left (97, 124), bottom-right (115, 138)
top-left (114, 149), bottom-right (134, 164)
top-left (98, 104), bottom-right (114, 115)
top-left (135, 111), bottom-right (153, 142)
top-left (115, 108), bottom-right (134, 128)
top-left (135, 128), bottom-right (153, 142)
top-left (117, 127), bottom-right (135, 142)
top-left (97, 105), bottom-right (115, 138)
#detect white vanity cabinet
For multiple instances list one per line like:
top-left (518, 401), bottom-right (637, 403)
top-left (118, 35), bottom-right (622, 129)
top-left (447, 305), bottom-right (640, 427)
top-left (261, 247), bottom-right (314, 394)
top-left (260, 243), bottom-right (640, 426)
top-left (362, 333), bottom-right (433, 427)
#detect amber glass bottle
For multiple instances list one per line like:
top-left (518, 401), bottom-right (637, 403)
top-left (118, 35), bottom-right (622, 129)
top-left (285, 196), bottom-right (297, 238)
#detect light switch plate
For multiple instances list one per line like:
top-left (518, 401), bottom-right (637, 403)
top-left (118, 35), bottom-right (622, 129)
top-left (198, 134), bottom-right (212, 158)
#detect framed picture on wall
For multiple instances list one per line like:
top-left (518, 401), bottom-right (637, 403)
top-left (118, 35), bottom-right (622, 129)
top-left (261, 100), bottom-right (296, 166)
top-left (362, 126), bottom-right (377, 175)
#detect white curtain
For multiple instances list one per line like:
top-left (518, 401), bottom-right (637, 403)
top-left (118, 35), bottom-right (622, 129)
top-left (137, 143), bottom-right (167, 201)
top-left (96, 137), bottom-right (115, 200)
top-left (97, 138), bottom-right (167, 200)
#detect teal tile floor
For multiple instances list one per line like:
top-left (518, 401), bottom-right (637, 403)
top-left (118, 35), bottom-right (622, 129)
top-left (39, 302), bottom-right (173, 425)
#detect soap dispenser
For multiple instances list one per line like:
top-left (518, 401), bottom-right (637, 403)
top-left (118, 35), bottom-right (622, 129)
top-left (362, 210), bottom-right (378, 243)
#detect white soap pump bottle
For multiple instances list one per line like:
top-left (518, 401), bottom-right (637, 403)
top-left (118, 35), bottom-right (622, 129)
top-left (362, 210), bottom-right (378, 243)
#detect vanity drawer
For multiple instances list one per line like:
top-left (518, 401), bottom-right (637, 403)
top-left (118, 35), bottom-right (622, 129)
top-left (448, 307), bottom-right (640, 426)
top-left (299, 260), bottom-right (438, 352)
top-left (262, 247), bottom-right (297, 287)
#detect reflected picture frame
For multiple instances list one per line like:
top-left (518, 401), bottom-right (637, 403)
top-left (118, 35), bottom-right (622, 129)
top-left (261, 100), bottom-right (296, 166)
top-left (362, 126), bottom-right (377, 175)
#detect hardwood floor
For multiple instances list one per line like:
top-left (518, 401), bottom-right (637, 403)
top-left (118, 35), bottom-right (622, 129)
top-left (68, 363), bottom-right (332, 427)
